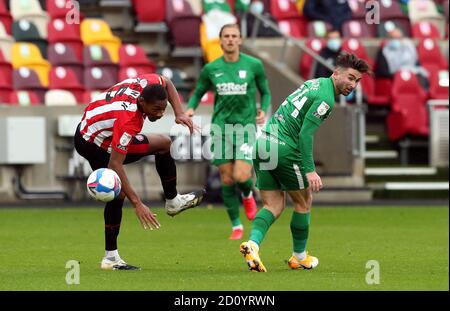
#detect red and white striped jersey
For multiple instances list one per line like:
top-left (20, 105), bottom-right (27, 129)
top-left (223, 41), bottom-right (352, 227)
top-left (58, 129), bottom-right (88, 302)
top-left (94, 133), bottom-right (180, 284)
top-left (79, 73), bottom-right (165, 154)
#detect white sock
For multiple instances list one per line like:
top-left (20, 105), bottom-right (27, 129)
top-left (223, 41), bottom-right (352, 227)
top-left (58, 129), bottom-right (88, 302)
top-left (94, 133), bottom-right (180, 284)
top-left (105, 250), bottom-right (119, 260)
top-left (294, 251), bottom-right (306, 261)
top-left (249, 240), bottom-right (259, 251)
top-left (242, 191), bottom-right (253, 199)
top-left (232, 224), bottom-right (243, 231)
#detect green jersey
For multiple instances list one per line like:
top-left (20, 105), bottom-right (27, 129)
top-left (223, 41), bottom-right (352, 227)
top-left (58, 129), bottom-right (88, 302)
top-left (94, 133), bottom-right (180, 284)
top-left (264, 77), bottom-right (336, 173)
top-left (188, 53), bottom-right (271, 130)
top-left (202, 0), bottom-right (231, 13)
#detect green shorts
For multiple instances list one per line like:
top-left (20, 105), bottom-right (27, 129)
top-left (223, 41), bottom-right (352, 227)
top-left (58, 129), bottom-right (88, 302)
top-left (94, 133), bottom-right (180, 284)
top-left (252, 133), bottom-right (309, 191)
top-left (210, 132), bottom-right (254, 166)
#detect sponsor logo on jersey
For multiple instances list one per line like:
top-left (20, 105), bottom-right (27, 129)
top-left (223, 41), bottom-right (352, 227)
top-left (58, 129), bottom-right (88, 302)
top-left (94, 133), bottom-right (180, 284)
top-left (216, 82), bottom-right (248, 95)
top-left (313, 102), bottom-right (330, 119)
top-left (135, 134), bottom-right (145, 142)
top-left (239, 70), bottom-right (247, 79)
top-left (120, 132), bottom-right (132, 146)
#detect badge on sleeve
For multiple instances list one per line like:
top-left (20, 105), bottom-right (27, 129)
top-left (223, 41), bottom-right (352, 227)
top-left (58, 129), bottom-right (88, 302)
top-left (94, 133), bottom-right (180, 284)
top-left (117, 132), bottom-right (133, 151)
top-left (313, 102), bottom-right (330, 119)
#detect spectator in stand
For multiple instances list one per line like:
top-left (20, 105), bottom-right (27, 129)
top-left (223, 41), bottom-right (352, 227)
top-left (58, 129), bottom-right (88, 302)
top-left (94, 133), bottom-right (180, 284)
top-left (314, 30), bottom-right (342, 78)
top-left (303, 0), bottom-right (352, 33)
top-left (375, 26), bottom-right (429, 89)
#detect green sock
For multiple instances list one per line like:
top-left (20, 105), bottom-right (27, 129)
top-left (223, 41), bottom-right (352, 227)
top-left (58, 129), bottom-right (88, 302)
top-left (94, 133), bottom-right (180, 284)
top-left (221, 184), bottom-right (241, 227)
top-left (290, 211), bottom-right (310, 253)
top-left (249, 208), bottom-right (276, 246)
top-left (237, 178), bottom-right (253, 198)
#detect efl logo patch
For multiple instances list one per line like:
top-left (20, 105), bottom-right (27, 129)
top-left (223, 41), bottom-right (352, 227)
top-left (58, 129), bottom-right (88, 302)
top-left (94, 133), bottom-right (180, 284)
top-left (120, 132), bottom-right (132, 146)
top-left (314, 102), bottom-right (329, 119)
top-left (239, 70), bottom-right (247, 79)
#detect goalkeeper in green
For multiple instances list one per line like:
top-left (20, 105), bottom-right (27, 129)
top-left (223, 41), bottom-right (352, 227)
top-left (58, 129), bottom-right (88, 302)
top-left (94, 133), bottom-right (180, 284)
top-left (240, 53), bottom-right (371, 272)
top-left (186, 24), bottom-right (271, 240)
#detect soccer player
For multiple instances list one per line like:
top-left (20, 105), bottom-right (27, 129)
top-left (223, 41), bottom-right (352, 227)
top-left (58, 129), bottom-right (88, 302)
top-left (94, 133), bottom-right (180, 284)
top-left (74, 73), bottom-right (205, 270)
top-left (240, 53), bottom-right (371, 272)
top-left (185, 24), bottom-right (271, 240)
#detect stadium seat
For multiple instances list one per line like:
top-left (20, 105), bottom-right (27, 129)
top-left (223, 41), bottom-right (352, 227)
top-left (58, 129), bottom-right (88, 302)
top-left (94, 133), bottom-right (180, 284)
top-left (47, 42), bottom-right (83, 84)
top-left (49, 66), bottom-right (84, 102)
top-left (132, 0), bottom-right (166, 22)
top-left (84, 66), bottom-right (118, 91)
top-left (46, 0), bottom-right (80, 19)
top-left (48, 18), bottom-right (83, 61)
top-left (0, 45), bottom-right (12, 84)
top-left (378, 0), bottom-right (408, 20)
top-left (11, 42), bottom-right (51, 86)
top-left (341, 38), bottom-right (374, 67)
top-left (412, 21), bottom-right (442, 38)
top-left (156, 66), bottom-right (190, 101)
top-left (118, 66), bottom-right (154, 80)
top-left (0, 0), bottom-right (12, 35)
top-left (83, 89), bottom-right (101, 104)
top-left (0, 71), bottom-right (12, 103)
top-left (347, 0), bottom-right (367, 19)
top-left (428, 69), bottom-right (449, 99)
top-left (278, 18), bottom-right (307, 38)
top-left (298, 38), bottom-right (325, 79)
top-left (201, 0), bottom-right (232, 13)
top-left (198, 90), bottom-right (215, 105)
top-left (166, 0), bottom-right (201, 47)
top-left (0, 21), bottom-right (13, 61)
top-left (200, 22), bottom-right (223, 62)
top-left (360, 74), bottom-right (391, 106)
top-left (444, 0), bottom-right (449, 21)
top-left (270, 0), bottom-right (301, 20)
top-left (80, 18), bottom-right (121, 63)
top-left (12, 20), bottom-right (48, 58)
top-left (12, 67), bottom-right (48, 102)
top-left (386, 70), bottom-right (429, 141)
top-left (307, 20), bottom-right (333, 37)
top-left (8, 90), bottom-right (41, 105)
top-left (9, 0), bottom-right (49, 38)
top-left (342, 20), bottom-right (376, 38)
top-left (408, 0), bottom-right (447, 36)
top-left (118, 44), bottom-right (156, 73)
top-left (45, 89), bottom-right (77, 106)
top-left (417, 38), bottom-right (449, 75)
top-left (83, 44), bottom-right (118, 82)
top-left (377, 19), bottom-right (411, 37)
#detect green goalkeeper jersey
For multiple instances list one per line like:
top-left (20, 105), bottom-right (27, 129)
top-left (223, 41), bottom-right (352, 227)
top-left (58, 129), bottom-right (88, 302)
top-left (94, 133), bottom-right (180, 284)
top-left (188, 53), bottom-right (271, 131)
top-left (264, 77), bottom-right (336, 173)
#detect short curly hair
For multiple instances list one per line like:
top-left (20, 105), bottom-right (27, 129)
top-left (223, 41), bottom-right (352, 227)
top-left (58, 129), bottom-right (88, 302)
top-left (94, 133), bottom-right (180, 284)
top-left (336, 52), bottom-right (373, 76)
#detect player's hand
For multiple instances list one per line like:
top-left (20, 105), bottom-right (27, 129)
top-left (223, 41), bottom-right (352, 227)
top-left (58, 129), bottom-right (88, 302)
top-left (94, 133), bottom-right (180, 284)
top-left (135, 203), bottom-right (160, 230)
top-left (185, 108), bottom-right (194, 118)
top-left (175, 114), bottom-right (194, 134)
top-left (256, 109), bottom-right (266, 125)
top-left (306, 171), bottom-right (323, 193)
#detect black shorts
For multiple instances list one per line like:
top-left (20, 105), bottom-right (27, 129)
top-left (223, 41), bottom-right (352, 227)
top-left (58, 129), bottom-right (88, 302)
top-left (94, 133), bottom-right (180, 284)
top-left (74, 123), bottom-right (151, 170)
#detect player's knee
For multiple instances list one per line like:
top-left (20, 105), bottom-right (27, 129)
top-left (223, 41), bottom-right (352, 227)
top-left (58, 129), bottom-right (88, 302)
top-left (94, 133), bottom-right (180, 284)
top-left (159, 135), bottom-right (172, 153)
top-left (232, 170), bottom-right (251, 183)
top-left (220, 175), bottom-right (234, 186)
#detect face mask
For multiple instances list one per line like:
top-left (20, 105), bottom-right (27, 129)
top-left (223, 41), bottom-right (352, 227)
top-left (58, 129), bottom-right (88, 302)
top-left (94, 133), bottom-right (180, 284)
top-left (388, 39), bottom-right (401, 49)
top-left (250, 1), bottom-right (264, 14)
top-left (327, 39), bottom-right (341, 52)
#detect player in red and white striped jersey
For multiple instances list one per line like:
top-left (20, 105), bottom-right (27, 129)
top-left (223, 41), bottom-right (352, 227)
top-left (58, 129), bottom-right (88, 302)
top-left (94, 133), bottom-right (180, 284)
top-left (74, 73), bottom-right (205, 270)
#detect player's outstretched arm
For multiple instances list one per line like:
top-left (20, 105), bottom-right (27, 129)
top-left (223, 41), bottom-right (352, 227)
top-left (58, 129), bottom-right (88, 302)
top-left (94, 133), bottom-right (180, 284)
top-left (299, 118), bottom-right (323, 193)
top-left (108, 149), bottom-right (161, 230)
top-left (163, 76), bottom-right (194, 134)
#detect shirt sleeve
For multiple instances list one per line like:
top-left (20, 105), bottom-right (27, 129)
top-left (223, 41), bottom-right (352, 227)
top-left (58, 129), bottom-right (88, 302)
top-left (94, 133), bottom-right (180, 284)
top-left (187, 66), bottom-right (212, 110)
top-left (111, 115), bottom-right (138, 154)
top-left (254, 60), bottom-right (272, 113)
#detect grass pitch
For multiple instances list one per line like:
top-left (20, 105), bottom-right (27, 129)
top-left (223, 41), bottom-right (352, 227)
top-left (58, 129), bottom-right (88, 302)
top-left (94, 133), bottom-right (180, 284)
top-left (0, 205), bottom-right (448, 290)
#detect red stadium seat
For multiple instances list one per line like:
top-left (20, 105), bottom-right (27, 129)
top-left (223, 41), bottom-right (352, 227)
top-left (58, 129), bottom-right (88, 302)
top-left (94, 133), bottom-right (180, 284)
top-left (47, 18), bottom-right (83, 61)
top-left (0, 48), bottom-right (12, 84)
top-left (119, 44), bottom-right (156, 71)
top-left (278, 18), bottom-right (307, 38)
top-left (386, 70), bottom-right (429, 141)
top-left (417, 38), bottom-right (449, 74)
top-left (84, 66), bottom-right (118, 91)
top-left (271, 0), bottom-right (301, 20)
top-left (342, 20), bottom-right (376, 38)
top-left (412, 21), bottom-right (442, 39)
top-left (0, 0), bottom-right (12, 34)
top-left (0, 71), bottom-right (11, 102)
top-left (378, 0), bottom-right (408, 20)
top-left (298, 38), bottom-right (325, 79)
top-left (307, 20), bottom-right (333, 37)
top-left (377, 19), bottom-right (412, 37)
top-left (341, 38), bottom-right (374, 67)
top-left (132, 0), bottom-right (165, 22)
top-left (12, 67), bottom-right (48, 102)
top-left (428, 69), bottom-right (449, 99)
top-left (360, 75), bottom-right (391, 106)
top-left (347, 0), bottom-right (367, 19)
top-left (46, 0), bottom-right (81, 19)
top-left (118, 66), bottom-right (154, 80)
top-left (83, 44), bottom-right (118, 83)
top-left (49, 66), bottom-right (84, 102)
top-left (166, 0), bottom-right (201, 47)
top-left (7, 90), bottom-right (41, 105)
top-left (47, 42), bottom-right (83, 84)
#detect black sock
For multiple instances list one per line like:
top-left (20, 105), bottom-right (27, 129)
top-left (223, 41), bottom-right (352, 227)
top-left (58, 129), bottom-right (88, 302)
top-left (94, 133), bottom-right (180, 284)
top-left (104, 198), bottom-right (124, 251)
top-left (155, 152), bottom-right (177, 200)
